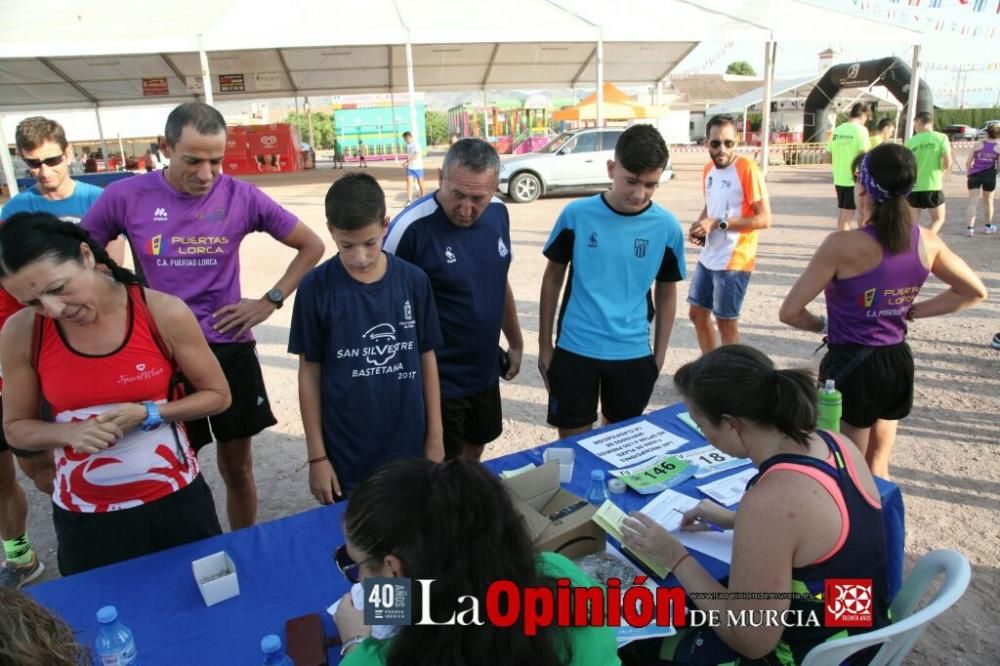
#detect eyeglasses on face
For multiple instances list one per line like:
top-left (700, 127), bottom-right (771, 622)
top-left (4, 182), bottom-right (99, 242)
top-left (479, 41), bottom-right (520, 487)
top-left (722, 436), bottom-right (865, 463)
top-left (334, 544), bottom-right (380, 584)
top-left (709, 140), bottom-right (736, 149)
top-left (23, 154), bottom-right (66, 170)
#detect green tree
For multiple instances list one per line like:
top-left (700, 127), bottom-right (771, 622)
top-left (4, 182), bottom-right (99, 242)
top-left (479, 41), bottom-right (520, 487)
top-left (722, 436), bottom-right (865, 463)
top-left (284, 111), bottom-right (335, 149)
top-left (726, 61), bottom-right (756, 76)
top-left (425, 110), bottom-right (449, 146)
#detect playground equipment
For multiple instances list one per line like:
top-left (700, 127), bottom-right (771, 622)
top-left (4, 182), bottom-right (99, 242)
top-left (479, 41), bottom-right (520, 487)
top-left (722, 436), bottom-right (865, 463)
top-left (332, 100), bottom-right (426, 162)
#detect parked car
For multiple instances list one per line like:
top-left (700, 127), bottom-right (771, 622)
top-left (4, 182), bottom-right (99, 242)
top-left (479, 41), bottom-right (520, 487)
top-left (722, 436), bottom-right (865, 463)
top-left (975, 121), bottom-right (1000, 140)
top-left (497, 127), bottom-right (673, 203)
top-left (941, 124), bottom-right (978, 141)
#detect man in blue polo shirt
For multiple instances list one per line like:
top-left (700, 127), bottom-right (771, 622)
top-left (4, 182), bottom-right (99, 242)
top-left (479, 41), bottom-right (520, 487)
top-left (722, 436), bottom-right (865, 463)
top-left (384, 139), bottom-right (524, 461)
top-left (538, 124), bottom-right (686, 438)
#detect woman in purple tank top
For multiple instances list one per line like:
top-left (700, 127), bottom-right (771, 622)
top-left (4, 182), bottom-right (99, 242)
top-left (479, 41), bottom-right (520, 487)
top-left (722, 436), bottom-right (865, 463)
top-left (964, 123), bottom-right (1000, 236)
top-left (779, 143), bottom-right (986, 478)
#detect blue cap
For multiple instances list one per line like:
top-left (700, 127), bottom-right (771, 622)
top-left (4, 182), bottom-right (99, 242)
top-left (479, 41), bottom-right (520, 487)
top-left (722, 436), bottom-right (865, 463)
top-left (97, 606), bottom-right (118, 624)
top-left (590, 469), bottom-right (605, 481)
top-left (261, 634), bottom-right (281, 654)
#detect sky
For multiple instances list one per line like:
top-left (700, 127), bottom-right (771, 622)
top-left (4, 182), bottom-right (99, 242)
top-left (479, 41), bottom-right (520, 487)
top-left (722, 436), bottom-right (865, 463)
top-left (676, 0), bottom-right (1000, 108)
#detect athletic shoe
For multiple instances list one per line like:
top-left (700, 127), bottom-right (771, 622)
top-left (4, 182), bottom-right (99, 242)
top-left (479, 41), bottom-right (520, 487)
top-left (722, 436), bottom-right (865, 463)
top-left (992, 333), bottom-right (1000, 350)
top-left (403, 200), bottom-right (412, 207)
top-left (985, 224), bottom-right (998, 235)
top-left (966, 227), bottom-right (975, 237)
top-left (0, 553), bottom-right (45, 589)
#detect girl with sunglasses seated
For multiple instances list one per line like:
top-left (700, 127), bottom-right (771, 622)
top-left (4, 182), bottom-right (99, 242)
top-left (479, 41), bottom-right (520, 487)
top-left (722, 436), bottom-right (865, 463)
top-left (620, 345), bottom-right (890, 664)
top-left (0, 213), bottom-right (231, 574)
top-left (332, 458), bottom-right (621, 666)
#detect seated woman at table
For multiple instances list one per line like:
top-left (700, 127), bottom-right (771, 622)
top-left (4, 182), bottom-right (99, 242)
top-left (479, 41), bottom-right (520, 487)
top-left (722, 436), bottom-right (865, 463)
top-left (0, 588), bottom-right (87, 665)
top-left (332, 458), bottom-right (621, 666)
top-left (779, 142), bottom-right (985, 478)
top-left (0, 212), bottom-right (231, 575)
top-left (620, 345), bottom-right (890, 665)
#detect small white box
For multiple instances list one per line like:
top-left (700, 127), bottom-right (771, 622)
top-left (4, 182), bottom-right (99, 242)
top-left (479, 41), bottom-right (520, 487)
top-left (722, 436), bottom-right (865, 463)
top-left (192, 551), bottom-right (239, 607)
top-left (543, 448), bottom-right (575, 484)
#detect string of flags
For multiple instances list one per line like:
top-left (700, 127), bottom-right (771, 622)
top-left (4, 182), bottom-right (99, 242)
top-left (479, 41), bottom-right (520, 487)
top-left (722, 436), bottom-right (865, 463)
top-left (852, 0), bottom-right (1000, 38)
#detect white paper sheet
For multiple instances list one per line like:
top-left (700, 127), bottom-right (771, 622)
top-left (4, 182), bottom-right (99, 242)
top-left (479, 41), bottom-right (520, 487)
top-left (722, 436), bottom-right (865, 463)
top-left (696, 468), bottom-right (759, 506)
top-left (578, 420), bottom-right (687, 468)
top-left (673, 445), bottom-right (752, 478)
top-left (638, 490), bottom-right (735, 564)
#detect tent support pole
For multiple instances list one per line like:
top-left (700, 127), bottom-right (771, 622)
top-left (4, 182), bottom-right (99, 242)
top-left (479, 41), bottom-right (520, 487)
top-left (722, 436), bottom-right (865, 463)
top-left (760, 40), bottom-right (776, 178)
top-left (95, 106), bottom-right (111, 171)
top-left (596, 34), bottom-right (604, 128)
top-left (390, 92), bottom-right (400, 162)
top-left (904, 45), bottom-right (920, 141)
top-left (198, 37), bottom-right (214, 106)
top-left (405, 35), bottom-right (420, 149)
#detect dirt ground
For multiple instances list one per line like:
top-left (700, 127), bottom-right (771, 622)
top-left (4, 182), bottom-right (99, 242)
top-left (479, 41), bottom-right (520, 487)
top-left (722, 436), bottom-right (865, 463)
top-left (10, 148), bottom-right (998, 664)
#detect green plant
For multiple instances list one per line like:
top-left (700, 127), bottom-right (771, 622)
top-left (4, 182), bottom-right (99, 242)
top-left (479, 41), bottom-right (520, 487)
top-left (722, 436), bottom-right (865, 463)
top-left (725, 61), bottom-right (756, 76)
top-left (284, 111), bottom-right (335, 149)
top-left (425, 110), bottom-right (449, 146)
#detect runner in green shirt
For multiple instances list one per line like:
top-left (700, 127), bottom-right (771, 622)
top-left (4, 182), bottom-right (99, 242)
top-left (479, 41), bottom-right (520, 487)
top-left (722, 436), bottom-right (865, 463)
top-left (826, 103), bottom-right (870, 231)
top-left (869, 117), bottom-right (896, 149)
top-left (905, 111), bottom-right (953, 233)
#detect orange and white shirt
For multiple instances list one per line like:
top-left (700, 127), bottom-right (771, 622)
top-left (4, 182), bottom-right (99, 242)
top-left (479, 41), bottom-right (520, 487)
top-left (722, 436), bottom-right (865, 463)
top-left (699, 155), bottom-right (767, 272)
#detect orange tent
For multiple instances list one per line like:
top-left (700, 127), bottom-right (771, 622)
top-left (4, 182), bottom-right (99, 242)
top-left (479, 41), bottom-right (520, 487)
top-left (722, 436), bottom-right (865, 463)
top-left (552, 82), bottom-right (663, 122)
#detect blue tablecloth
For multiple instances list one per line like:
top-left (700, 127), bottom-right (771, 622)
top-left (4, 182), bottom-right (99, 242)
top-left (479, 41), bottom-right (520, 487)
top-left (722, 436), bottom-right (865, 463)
top-left (15, 172), bottom-right (134, 190)
top-left (30, 404), bottom-right (905, 665)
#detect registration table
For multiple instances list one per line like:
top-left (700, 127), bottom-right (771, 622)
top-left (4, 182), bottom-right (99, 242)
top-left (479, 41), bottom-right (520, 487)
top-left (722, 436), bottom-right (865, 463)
top-left (31, 404), bottom-right (904, 664)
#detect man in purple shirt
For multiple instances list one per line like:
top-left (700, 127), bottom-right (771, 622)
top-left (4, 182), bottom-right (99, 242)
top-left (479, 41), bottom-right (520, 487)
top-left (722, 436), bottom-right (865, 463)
top-left (83, 103), bottom-right (324, 529)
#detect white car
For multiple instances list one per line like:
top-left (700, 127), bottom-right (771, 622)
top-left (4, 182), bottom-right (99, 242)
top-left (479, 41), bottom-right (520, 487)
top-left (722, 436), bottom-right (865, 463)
top-left (975, 121), bottom-right (1000, 140)
top-left (497, 127), bottom-right (673, 203)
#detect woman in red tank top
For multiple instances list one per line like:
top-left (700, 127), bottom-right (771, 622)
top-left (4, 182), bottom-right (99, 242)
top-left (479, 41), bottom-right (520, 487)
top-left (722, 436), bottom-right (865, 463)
top-left (0, 212), bottom-right (231, 574)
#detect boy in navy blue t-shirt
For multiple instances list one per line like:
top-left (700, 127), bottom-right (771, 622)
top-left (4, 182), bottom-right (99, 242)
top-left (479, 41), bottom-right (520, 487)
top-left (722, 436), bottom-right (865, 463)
top-left (539, 124), bottom-right (687, 439)
top-left (289, 174), bottom-right (444, 500)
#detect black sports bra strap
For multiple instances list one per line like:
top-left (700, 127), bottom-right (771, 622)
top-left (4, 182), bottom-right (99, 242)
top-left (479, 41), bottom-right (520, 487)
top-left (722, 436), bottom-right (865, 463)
top-left (745, 438), bottom-right (842, 492)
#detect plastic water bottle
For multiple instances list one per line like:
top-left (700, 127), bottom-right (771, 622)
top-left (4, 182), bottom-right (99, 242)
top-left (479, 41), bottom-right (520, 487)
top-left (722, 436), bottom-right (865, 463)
top-left (93, 606), bottom-right (137, 666)
top-left (816, 379), bottom-right (843, 433)
top-left (586, 469), bottom-right (609, 505)
top-left (261, 634), bottom-right (294, 666)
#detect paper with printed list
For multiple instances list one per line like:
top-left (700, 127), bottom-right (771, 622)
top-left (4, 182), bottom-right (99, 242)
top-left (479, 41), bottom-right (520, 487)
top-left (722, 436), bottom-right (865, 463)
top-left (578, 420), bottom-right (687, 469)
top-left (695, 468), bottom-right (758, 507)
top-left (639, 490), bottom-right (735, 565)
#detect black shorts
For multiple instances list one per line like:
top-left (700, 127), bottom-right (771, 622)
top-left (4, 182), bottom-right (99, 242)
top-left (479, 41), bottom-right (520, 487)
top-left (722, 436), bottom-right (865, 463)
top-left (819, 342), bottom-right (914, 429)
top-left (184, 342), bottom-right (277, 452)
top-left (967, 170), bottom-right (997, 193)
top-left (545, 347), bottom-right (659, 429)
top-left (835, 185), bottom-right (856, 210)
top-left (53, 474), bottom-right (222, 575)
top-left (907, 190), bottom-right (945, 209)
top-left (441, 382), bottom-right (502, 458)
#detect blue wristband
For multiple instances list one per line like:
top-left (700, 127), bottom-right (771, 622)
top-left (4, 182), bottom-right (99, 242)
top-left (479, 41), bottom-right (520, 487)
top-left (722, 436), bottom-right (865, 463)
top-left (140, 401), bottom-right (163, 432)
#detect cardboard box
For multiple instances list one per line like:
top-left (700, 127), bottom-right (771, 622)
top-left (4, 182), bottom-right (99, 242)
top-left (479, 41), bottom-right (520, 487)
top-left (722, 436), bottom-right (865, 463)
top-left (543, 447), bottom-right (575, 484)
top-left (192, 551), bottom-right (240, 607)
top-left (502, 460), bottom-right (605, 560)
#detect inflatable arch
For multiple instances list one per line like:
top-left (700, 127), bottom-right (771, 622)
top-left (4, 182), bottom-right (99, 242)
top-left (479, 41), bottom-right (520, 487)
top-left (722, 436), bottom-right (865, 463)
top-left (803, 57), bottom-right (933, 143)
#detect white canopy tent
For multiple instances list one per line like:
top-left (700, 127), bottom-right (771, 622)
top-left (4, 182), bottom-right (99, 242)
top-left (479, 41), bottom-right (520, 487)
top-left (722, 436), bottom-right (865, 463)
top-left (0, 0), bottom-right (921, 192)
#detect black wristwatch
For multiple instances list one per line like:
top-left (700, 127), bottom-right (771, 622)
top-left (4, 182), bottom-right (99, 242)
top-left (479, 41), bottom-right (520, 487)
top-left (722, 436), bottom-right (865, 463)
top-left (265, 288), bottom-right (284, 309)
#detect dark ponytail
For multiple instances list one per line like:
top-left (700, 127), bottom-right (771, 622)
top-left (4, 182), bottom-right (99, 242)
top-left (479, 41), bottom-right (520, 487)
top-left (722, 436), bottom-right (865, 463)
top-left (853, 143), bottom-right (917, 254)
top-left (674, 345), bottom-right (816, 447)
top-left (0, 212), bottom-right (140, 286)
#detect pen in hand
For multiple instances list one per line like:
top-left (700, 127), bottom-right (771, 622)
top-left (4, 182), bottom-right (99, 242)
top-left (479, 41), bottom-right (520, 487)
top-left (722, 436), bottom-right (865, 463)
top-left (674, 508), bottom-right (726, 533)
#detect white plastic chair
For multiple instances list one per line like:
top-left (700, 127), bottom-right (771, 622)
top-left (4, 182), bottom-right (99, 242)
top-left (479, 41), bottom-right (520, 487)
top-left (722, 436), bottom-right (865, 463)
top-left (801, 549), bottom-right (971, 666)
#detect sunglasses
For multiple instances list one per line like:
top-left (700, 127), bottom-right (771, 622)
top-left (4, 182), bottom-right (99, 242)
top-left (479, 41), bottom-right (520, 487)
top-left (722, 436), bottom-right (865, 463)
top-left (334, 544), bottom-right (380, 584)
top-left (23, 154), bottom-right (66, 169)
top-left (709, 140), bottom-right (736, 149)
